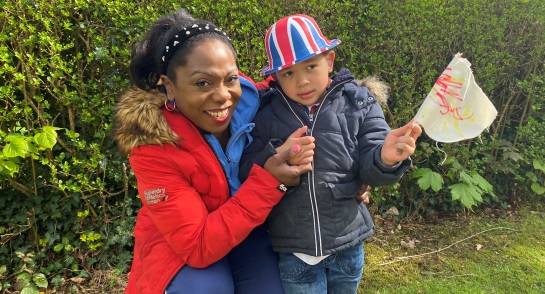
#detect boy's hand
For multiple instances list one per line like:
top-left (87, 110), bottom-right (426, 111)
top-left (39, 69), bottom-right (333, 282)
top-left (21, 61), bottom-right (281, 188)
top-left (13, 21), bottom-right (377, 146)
top-left (265, 145), bottom-right (313, 186)
top-left (381, 120), bottom-right (422, 166)
top-left (276, 126), bottom-right (315, 166)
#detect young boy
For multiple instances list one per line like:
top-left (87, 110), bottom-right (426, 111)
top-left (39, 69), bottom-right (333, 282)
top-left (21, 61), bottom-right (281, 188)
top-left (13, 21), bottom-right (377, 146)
top-left (239, 14), bottom-right (421, 294)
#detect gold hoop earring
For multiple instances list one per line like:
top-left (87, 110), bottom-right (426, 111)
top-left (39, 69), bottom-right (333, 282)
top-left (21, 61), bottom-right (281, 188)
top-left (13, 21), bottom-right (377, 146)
top-left (165, 99), bottom-right (176, 112)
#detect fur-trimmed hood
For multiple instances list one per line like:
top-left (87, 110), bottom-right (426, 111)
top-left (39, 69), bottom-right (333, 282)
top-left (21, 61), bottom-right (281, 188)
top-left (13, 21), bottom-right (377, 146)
top-left (112, 88), bottom-right (180, 155)
top-left (355, 75), bottom-right (389, 105)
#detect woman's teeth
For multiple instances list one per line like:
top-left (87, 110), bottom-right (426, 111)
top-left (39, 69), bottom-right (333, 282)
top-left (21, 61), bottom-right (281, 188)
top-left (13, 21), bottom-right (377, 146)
top-left (206, 109), bottom-right (228, 119)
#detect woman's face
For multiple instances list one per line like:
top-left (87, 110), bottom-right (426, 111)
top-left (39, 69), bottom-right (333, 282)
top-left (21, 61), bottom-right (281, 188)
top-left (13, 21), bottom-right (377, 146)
top-left (162, 39), bottom-right (241, 139)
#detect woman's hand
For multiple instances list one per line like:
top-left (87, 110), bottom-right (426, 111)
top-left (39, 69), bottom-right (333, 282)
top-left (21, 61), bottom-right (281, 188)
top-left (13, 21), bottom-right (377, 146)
top-left (275, 126), bottom-right (315, 166)
top-left (381, 120), bottom-right (422, 166)
top-left (264, 145), bottom-right (313, 186)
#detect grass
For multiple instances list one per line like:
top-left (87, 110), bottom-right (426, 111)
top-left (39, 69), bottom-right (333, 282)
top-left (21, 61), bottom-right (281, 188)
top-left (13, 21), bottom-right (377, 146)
top-left (359, 201), bottom-right (545, 294)
top-left (66, 201), bottom-right (545, 293)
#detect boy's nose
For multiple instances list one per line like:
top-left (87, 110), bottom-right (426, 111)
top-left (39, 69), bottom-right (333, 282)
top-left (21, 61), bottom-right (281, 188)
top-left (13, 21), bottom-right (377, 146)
top-left (297, 75), bottom-right (310, 87)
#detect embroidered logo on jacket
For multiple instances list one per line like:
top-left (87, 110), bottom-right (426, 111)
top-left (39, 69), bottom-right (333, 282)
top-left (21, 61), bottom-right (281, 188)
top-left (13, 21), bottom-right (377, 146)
top-left (144, 188), bottom-right (168, 205)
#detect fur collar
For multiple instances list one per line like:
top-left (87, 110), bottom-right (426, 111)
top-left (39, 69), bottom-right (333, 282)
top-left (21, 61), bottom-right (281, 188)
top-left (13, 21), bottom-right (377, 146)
top-left (112, 87), bottom-right (180, 155)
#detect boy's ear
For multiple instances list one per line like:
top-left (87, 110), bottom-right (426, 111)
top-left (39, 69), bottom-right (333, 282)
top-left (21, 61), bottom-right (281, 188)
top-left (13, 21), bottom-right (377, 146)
top-left (326, 50), bottom-right (335, 72)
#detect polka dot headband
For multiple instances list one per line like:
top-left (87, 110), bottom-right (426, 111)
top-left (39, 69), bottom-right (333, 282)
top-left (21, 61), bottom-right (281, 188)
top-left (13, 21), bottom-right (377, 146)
top-left (161, 23), bottom-right (231, 74)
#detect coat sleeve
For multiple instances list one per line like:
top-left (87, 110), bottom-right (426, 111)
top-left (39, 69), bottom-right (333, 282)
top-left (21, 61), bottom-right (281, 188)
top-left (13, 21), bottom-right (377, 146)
top-left (239, 109), bottom-right (279, 182)
top-left (358, 102), bottom-right (411, 187)
top-left (130, 144), bottom-right (284, 268)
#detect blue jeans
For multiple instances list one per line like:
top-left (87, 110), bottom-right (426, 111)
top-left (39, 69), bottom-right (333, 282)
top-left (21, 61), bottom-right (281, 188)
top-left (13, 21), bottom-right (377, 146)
top-left (165, 225), bottom-right (285, 294)
top-left (278, 242), bottom-right (364, 294)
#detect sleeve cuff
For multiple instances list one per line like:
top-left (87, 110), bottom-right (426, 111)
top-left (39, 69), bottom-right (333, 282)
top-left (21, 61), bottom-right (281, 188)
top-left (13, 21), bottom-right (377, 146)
top-left (252, 140), bottom-right (279, 167)
top-left (374, 146), bottom-right (402, 172)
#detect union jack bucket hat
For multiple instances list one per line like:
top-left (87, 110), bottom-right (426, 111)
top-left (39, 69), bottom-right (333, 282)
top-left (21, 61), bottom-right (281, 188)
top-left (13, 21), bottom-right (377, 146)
top-left (260, 14), bottom-right (341, 76)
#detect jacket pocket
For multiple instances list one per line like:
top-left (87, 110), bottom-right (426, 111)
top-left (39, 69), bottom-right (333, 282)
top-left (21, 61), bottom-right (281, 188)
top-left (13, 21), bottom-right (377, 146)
top-left (328, 181), bottom-right (359, 200)
top-left (327, 181), bottom-right (363, 238)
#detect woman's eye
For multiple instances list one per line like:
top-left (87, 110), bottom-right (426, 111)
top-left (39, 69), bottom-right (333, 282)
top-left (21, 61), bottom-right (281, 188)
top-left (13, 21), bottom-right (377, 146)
top-left (226, 75), bottom-right (239, 84)
top-left (195, 80), bottom-right (210, 87)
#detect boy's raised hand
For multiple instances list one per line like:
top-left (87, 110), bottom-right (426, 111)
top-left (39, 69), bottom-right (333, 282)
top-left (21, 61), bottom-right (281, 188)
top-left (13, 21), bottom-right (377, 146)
top-left (381, 120), bottom-right (422, 166)
top-left (275, 126), bottom-right (315, 166)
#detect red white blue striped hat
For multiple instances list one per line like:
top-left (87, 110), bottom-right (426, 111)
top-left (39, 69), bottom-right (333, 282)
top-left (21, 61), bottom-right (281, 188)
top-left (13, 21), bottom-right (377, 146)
top-left (260, 14), bottom-right (341, 76)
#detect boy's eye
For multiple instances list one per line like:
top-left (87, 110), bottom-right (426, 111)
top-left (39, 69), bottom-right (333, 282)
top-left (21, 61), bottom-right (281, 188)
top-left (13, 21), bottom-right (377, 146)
top-left (282, 71), bottom-right (293, 77)
top-left (308, 64), bottom-right (317, 70)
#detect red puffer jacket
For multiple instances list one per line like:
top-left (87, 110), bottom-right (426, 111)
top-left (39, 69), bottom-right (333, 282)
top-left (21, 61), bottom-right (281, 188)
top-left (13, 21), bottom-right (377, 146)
top-left (113, 87), bottom-right (284, 293)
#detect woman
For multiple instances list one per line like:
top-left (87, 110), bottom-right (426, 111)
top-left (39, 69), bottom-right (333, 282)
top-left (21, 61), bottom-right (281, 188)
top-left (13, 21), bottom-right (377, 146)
top-left (113, 9), bottom-right (315, 294)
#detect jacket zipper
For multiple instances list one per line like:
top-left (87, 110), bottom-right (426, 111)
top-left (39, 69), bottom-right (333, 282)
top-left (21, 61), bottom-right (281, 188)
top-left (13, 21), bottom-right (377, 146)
top-left (277, 79), bottom-right (350, 256)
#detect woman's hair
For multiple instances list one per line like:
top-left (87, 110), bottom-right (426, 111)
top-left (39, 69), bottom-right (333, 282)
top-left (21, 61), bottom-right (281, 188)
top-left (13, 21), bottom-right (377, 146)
top-left (129, 9), bottom-right (236, 90)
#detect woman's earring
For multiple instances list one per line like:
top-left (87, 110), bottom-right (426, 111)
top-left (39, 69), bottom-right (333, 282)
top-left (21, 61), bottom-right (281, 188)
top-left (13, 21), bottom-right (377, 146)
top-left (165, 99), bottom-right (176, 111)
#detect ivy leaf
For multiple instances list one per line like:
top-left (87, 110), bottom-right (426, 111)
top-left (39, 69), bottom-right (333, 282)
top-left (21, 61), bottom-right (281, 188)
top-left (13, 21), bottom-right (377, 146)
top-left (413, 168), bottom-right (444, 192)
top-left (531, 183), bottom-right (545, 195)
top-left (449, 182), bottom-right (483, 208)
top-left (533, 159), bottom-right (545, 173)
top-left (17, 272), bottom-right (32, 285)
top-left (20, 284), bottom-right (39, 294)
top-left (32, 273), bottom-right (48, 288)
top-left (0, 265), bottom-right (7, 275)
top-left (53, 244), bottom-right (64, 252)
top-left (526, 171), bottom-right (537, 181)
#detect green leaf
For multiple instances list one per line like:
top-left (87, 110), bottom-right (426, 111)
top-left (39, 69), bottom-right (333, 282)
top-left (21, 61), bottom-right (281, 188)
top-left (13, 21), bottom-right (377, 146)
top-left (0, 159), bottom-right (19, 176)
top-left (0, 265), bottom-right (7, 275)
top-left (470, 172), bottom-right (493, 193)
top-left (414, 168), bottom-right (444, 192)
top-left (525, 171), bottom-right (537, 181)
top-left (17, 272), bottom-right (32, 285)
top-left (533, 159), bottom-right (545, 173)
top-left (32, 273), bottom-right (48, 288)
top-left (53, 244), bottom-right (64, 252)
top-left (21, 284), bottom-right (39, 294)
top-left (502, 151), bottom-right (522, 161)
top-left (459, 171), bottom-right (473, 184)
top-left (34, 130), bottom-right (57, 150)
top-left (3, 138), bottom-right (28, 157)
top-left (449, 182), bottom-right (483, 208)
top-left (531, 182), bottom-right (545, 195)
top-left (3, 133), bottom-right (25, 142)
top-left (42, 126), bottom-right (63, 133)
top-left (65, 244), bottom-right (73, 252)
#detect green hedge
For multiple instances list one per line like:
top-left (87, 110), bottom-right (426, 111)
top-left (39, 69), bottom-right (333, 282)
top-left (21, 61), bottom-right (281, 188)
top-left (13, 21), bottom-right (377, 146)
top-left (0, 0), bottom-right (544, 292)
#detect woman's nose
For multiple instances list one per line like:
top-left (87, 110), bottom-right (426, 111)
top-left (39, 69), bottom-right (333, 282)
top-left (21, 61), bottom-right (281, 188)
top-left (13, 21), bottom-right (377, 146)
top-left (214, 84), bottom-right (232, 102)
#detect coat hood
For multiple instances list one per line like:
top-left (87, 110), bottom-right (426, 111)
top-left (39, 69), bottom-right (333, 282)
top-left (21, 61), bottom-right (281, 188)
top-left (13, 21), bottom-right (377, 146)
top-left (331, 69), bottom-right (390, 105)
top-left (112, 76), bottom-right (259, 155)
top-left (355, 75), bottom-right (389, 105)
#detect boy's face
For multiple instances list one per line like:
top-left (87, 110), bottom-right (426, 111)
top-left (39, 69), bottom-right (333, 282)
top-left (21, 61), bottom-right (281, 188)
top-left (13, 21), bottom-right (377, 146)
top-left (274, 51), bottom-right (335, 106)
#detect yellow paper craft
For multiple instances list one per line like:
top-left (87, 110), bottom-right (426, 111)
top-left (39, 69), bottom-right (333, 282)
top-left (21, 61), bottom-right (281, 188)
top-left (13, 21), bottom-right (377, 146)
top-left (413, 53), bottom-right (498, 143)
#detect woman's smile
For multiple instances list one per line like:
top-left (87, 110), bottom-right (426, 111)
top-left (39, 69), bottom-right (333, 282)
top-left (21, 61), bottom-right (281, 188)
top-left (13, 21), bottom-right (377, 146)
top-left (205, 107), bottom-right (230, 121)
